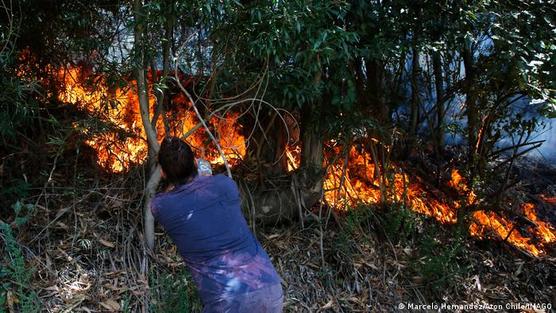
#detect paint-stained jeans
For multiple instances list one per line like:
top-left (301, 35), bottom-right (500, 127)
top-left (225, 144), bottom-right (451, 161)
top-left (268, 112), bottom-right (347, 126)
top-left (202, 284), bottom-right (284, 313)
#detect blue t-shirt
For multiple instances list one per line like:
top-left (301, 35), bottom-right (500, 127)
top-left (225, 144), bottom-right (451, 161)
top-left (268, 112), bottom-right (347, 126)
top-left (151, 174), bottom-right (282, 308)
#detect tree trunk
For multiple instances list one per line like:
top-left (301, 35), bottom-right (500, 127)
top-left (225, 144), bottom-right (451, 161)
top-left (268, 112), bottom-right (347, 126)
top-left (273, 120), bottom-right (289, 174)
top-left (134, 0), bottom-right (160, 250)
top-left (301, 111), bottom-right (323, 170)
top-left (409, 43), bottom-right (420, 142)
top-left (463, 41), bottom-right (479, 178)
top-left (301, 68), bottom-right (324, 172)
top-left (365, 59), bottom-right (388, 124)
top-left (151, 1), bottom-right (173, 134)
top-left (432, 50), bottom-right (444, 155)
top-left (298, 68), bottom-right (325, 218)
top-left (458, 41), bottom-right (479, 227)
top-left (432, 6), bottom-right (446, 158)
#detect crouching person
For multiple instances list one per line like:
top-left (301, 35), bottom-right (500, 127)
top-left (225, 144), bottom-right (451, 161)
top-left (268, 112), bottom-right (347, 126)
top-left (150, 137), bottom-right (284, 313)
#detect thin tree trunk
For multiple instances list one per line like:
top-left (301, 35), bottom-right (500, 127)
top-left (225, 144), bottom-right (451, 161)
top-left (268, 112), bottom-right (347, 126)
top-left (463, 41), bottom-right (478, 178)
top-left (134, 0), bottom-right (160, 250)
top-left (150, 10), bottom-right (173, 134)
top-left (302, 66), bottom-right (323, 168)
top-left (274, 121), bottom-right (289, 174)
top-left (300, 66), bottom-right (324, 211)
top-left (432, 50), bottom-right (444, 155)
top-left (365, 59), bottom-right (388, 124)
top-left (457, 41), bottom-right (479, 226)
top-left (409, 43), bottom-right (420, 143)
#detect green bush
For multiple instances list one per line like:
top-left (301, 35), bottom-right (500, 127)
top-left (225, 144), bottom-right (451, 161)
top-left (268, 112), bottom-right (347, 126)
top-left (0, 180), bottom-right (31, 208)
top-left (0, 222), bottom-right (40, 313)
top-left (0, 71), bottom-right (39, 141)
top-left (148, 267), bottom-right (202, 313)
top-left (381, 203), bottom-right (421, 244)
top-left (334, 205), bottom-right (376, 257)
top-left (412, 225), bottom-right (469, 293)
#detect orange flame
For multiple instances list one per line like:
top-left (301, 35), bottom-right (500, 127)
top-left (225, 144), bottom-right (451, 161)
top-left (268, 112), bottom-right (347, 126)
top-left (286, 145), bottom-right (554, 256)
top-left (56, 67), bottom-right (245, 172)
top-left (447, 169), bottom-right (477, 205)
top-left (285, 144), bottom-right (301, 172)
top-left (55, 64), bottom-right (554, 256)
top-left (523, 203), bottom-right (556, 244)
top-left (322, 146), bottom-right (457, 223)
top-left (469, 210), bottom-right (542, 256)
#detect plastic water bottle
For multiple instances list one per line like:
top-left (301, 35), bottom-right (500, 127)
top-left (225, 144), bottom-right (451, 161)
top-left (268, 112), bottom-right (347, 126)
top-left (197, 158), bottom-right (212, 176)
top-left (197, 149), bottom-right (212, 176)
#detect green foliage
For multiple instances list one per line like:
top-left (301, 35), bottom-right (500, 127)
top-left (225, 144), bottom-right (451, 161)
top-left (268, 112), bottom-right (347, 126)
top-left (485, 1), bottom-right (556, 112)
top-left (0, 1), bottom-right (41, 142)
top-left (0, 73), bottom-right (39, 141)
top-left (335, 206), bottom-right (376, 257)
top-left (412, 225), bottom-right (469, 294)
top-left (381, 203), bottom-right (422, 244)
top-left (149, 267), bottom-right (202, 313)
top-left (214, 1), bottom-right (359, 111)
top-left (10, 201), bottom-right (35, 227)
top-left (0, 180), bottom-right (31, 205)
top-left (0, 220), bottom-right (40, 312)
top-left (344, 205), bottom-right (375, 236)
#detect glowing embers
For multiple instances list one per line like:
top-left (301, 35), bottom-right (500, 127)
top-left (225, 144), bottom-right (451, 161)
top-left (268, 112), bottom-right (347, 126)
top-left (57, 66), bottom-right (246, 172)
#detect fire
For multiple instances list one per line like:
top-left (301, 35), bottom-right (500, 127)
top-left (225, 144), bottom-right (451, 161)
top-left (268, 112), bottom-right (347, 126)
top-left (469, 210), bottom-right (542, 256)
top-left (322, 146), bottom-right (457, 223)
top-left (323, 147), bottom-right (381, 208)
top-left (55, 64), bottom-right (554, 256)
top-left (211, 113), bottom-right (246, 165)
top-left (522, 203), bottom-right (556, 244)
top-left (286, 145), bottom-right (553, 256)
top-left (447, 169), bottom-right (477, 205)
top-left (58, 67), bottom-right (148, 172)
top-left (451, 170), bottom-right (555, 256)
top-left (468, 201), bottom-right (556, 257)
top-left (540, 195), bottom-right (556, 205)
top-left (285, 145), bottom-right (301, 172)
top-left (56, 66), bottom-right (245, 172)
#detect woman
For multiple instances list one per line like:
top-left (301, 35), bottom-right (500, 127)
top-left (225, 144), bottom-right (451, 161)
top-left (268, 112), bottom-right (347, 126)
top-left (150, 137), bottom-right (283, 313)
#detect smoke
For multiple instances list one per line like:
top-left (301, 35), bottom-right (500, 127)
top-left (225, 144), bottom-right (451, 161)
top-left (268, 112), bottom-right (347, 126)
top-left (529, 118), bottom-right (556, 163)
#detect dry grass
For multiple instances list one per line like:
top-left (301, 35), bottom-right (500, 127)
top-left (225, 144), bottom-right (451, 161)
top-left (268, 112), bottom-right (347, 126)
top-left (2, 172), bottom-right (555, 313)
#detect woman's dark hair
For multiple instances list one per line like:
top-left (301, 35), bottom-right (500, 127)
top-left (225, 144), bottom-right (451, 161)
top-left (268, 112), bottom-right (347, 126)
top-left (158, 137), bottom-right (196, 185)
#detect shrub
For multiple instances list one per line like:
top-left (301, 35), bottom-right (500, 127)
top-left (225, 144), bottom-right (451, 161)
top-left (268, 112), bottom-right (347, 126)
top-left (148, 267), bottom-right (201, 313)
top-left (0, 220), bottom-right (40, 312)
